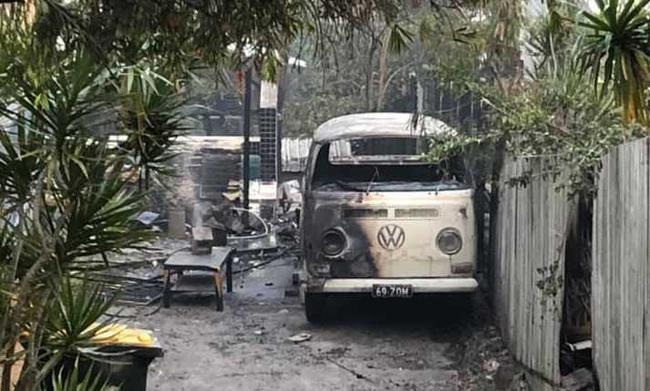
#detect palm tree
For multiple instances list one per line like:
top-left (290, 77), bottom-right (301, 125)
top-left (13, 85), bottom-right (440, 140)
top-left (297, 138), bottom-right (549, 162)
top-left (579, 0), bottom-right (650, 125)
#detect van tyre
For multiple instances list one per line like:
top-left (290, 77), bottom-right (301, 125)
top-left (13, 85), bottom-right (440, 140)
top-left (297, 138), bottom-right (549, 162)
top-left (304, 293), bottom-right (327, 323)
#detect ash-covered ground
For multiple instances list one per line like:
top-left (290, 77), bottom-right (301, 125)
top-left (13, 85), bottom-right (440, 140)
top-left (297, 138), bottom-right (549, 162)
top-left (122, 251), bottom-right (526, 391)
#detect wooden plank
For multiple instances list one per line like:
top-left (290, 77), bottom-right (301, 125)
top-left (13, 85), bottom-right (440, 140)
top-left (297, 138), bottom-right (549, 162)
top-left (495, 157), bottom-right (568, 389)
top-left (629, 138), bottom-right (645, 391)
top-left (632, 140), bottom-right (646, 390)
top-left (618, 143), bottom-right (628, 391)
top-left (527, 160), bottom-right (537, 374)
top-left (607, 144), bottom-right (616, 391)
top-left (592, 138), bottom-right (650, 391)
top-left (592, 148), bottom-right (607, 391)
top-left (508, 160), bottom-right (518, 342)
top-left (645, 138), bottom-right (650, 391)
top-left (598, 149), bottom-right (608, 391)
top-left (516, 158), bottom-right (526, 362)
top-left (614, 143), bottom-right (623, 391)
top-left (623, 142), bottom-right (634, 391)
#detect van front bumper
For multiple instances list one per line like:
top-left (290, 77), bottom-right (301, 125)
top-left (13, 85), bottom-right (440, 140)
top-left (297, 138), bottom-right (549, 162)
top-left (312, 278), bottom-right (478, 294)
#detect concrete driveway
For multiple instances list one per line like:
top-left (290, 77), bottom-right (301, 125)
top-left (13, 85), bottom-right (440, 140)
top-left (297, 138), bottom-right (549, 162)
top-left (132, 257), bottom-right (502, 391)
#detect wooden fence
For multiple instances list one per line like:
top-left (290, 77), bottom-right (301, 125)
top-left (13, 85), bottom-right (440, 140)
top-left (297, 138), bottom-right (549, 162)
top-left (494, 158), bottom-right (573, 390)
top-left (592, 137), bottom-right (650, 391)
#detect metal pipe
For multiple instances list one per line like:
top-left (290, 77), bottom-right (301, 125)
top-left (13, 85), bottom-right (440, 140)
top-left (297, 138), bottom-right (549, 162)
top-left (242, 68), bottom-right (252, 215)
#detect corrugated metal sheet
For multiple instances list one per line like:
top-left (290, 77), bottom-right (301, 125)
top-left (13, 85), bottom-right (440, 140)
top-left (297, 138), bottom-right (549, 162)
top-left (494, 158), bottom-right (572, 390)
top-left (281, 138), bottom-right (311, 173)
top-left (592, 137), bottom-right (650, 391)
top-left (108, 135), bottom-right (261, 151)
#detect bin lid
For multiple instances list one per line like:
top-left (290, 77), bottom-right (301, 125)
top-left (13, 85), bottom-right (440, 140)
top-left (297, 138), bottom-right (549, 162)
top-left (91, 324), bottom-right (159, 349)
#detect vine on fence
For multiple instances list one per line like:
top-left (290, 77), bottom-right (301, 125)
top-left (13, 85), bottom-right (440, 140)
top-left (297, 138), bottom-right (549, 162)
top-left (423, 67), bottom-right (646, 309)
top-left (536, 260), bottom-right (564, 320)
top-left (425, 77), bottom-right (646, 198)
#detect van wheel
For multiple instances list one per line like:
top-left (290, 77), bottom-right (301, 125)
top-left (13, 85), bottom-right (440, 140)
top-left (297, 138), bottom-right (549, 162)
top-left (304, 293), bottom-right (327, 323)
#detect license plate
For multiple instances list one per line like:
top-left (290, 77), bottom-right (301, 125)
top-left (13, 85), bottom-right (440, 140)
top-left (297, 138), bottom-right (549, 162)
top-left (371, 284), bottom-right (413, 298)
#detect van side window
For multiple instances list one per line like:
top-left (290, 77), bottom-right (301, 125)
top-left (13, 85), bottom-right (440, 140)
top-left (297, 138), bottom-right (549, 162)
top-left (312, 143), bottom-right (336, 185)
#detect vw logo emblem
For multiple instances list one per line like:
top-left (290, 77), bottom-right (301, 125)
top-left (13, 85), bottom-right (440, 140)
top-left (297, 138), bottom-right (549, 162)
top-left (377, 224), bottom-right (405, 250)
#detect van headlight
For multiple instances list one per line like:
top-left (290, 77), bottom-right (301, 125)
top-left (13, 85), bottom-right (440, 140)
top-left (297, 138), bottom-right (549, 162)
top-left (437, 228), bottom-right (462, 255)
top-left (321, 229), bottom-right (346, 256)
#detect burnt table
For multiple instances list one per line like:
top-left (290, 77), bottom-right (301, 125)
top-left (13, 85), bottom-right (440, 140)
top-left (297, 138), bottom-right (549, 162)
top-left (162, 247), bottom-right (234, 311)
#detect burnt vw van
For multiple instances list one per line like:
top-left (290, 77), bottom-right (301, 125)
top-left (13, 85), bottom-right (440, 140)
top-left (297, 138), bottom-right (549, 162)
top-left (300, 113), bottom-right (478, 321)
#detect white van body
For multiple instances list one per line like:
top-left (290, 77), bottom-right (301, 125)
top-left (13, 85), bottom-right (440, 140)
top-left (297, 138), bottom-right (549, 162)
top-left (300, 113), bottom-right (478, 321)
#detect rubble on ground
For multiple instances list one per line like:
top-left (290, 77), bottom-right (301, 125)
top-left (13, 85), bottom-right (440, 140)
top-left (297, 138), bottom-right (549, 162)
top-left (561, 368), bottom-right (595, 391)
top-left (453, 302), bottom-right (530, 391)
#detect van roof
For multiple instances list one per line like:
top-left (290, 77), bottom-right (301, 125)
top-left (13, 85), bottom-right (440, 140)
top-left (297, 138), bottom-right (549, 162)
top-left (312, 112), bottom-right (454, 143)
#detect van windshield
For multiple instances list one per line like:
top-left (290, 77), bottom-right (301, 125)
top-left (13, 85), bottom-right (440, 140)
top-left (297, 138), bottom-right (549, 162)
top-left (328, 137), bottom-right (427, 164)
top-left (311, 140), bottom-right (468, 192)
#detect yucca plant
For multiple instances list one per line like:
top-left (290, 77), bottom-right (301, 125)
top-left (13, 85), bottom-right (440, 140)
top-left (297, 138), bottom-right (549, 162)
top-left (50, 357), bottom-right (114, 391)
top-left (44, 279), bottom-right (116, 355)
top-left (579, 0), bottom-right (650, 125)
top-left (116, 65), bottom-right (189, 191)
top-left (37, 278), bottom-right (122, 388)
top-left (0, 50), bottom-right (154, 391)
